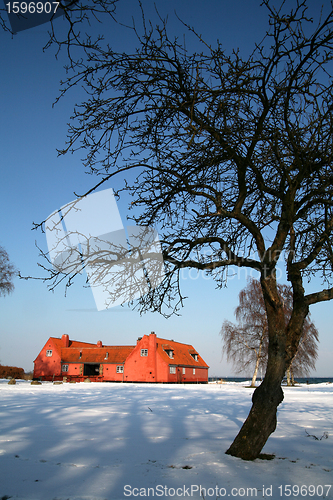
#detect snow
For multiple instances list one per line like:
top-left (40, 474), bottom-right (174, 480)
top-left (0, 380), bottom-right (332, 499)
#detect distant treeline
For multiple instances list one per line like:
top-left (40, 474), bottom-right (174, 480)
top-left (0, 365), bottom-right (25, 379)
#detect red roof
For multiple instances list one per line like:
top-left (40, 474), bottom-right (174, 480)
top-left (49, 337), bottom-right (135, 364)
top-left (157, 337), bottom-right (209, 368)
top-left (62, 346), bottom-right (134, 364)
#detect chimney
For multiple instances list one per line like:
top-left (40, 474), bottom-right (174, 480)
top-left (137, 337), bottom-right (142, 345)
top-left (97, 340), bottom-right (103, 348)
top-left (148, 332), bottom-right (157, 381)
top-left (62, 334), bottom-right (70, 347)
top-left (149, 331), bottom-right (156, 343)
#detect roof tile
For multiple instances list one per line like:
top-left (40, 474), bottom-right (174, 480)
top-left (156, 337), bottom-right (209, 368)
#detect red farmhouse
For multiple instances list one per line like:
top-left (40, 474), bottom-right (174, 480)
top-left (33, 332), bottom-right (209, 383)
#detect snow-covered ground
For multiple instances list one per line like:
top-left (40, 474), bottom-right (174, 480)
top-left (0, 380), bottom-right (332, 500)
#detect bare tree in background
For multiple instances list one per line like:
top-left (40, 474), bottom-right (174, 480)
top-left (221, 279), bottom-right (318, 387)
top-left (221, 280), bottom-right (268, 387)
top-left (4, 0), bottom-right (333, 459)
top-left (0, 246), bottom-right (17, 297)
top-left (280, 285), bottom-right (319, 385)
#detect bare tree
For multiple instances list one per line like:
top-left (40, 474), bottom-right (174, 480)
top-left (221, 279), bottom-right (318, 387)
top-left (277, 284), bottom-right (319, 385)
top-left (286, 321), bottom-right (319, 385)
top-left (221, 279), bottom-right (268, 387)
top-left (10, 0), bottom-right (333, 459)
top-left (0, 246), bottom-right (17, 297)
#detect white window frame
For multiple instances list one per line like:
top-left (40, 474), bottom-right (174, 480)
top-left (140, 349), bottom-right (148, 357)
top-left (46, 350), bottom-right (52, 357)
top-left (62, 364), bottom-right (69, 372)
top-left (182, 367), bottom-right (186, 375)
top-left (170, 366), bottom-right (176, 374)
top-left (193, 368), bottom-right (196, 375)
top-left (116, 365), bottom-right (124, 373)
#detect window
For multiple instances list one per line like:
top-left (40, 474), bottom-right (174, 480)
top-left (79, 351), bottom-right (82, 359)
top-left (190, 353), bottom-right (198, 361)
top-left (46, 350), bottom-right (52, 357)
top-left (182, 367), bottom-right (186, 375)
top-left (140, 349), bottom-right (148, 357)
top-left (170, 366), bottom-right (176, 374)
top-left (116, 366), bottom-right (124, 373)
top-left (62, 364), bottom-right (69, 372)
top-left (193, 368), bottom-right (196, 375)
top-left (105, 352), bottom-right (109, 359)
top-left (165, 349), bottom-right (174, 358)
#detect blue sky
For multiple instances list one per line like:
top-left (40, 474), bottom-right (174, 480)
top-left (0, 0), bottom-right (332, 377)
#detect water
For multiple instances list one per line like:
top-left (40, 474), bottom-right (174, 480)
top-left (209, 377), bottom-right (333, 385)
top-left (284, 377), bottom-right (333, 385)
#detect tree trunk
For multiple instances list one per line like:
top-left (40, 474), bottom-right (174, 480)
top-left (226, 271), bottom-right (309, 460)
top-left (226, 364), bottom-right (285, 460)
top-left (250, 341), bottom-right (262, 388)
top-left (226, 274), bottom-right (286, 460)
top-left (250, 361), bottom-right (260, 388)
top-left (286, 367), bottom-right (291, 386)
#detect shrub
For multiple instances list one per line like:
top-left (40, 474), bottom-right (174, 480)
top-left (0, 365), bottom-right (25, 379)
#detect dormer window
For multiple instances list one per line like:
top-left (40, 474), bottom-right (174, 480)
top-left (79, 351), bottom-right (82, 359)
top-left (190, 353), bottom-right (198, 362)
top-left (105, 352), bottom-right (109, 359)
top-left (163, 345), bottom-right (174, 358)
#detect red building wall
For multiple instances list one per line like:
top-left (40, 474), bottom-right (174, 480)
top-left (124, 333), bottom-right (158, 382)
top-left (59, 362), bottom-right (126, 382)
top-left (60, 363), bottom-right (84, 380)
top-left (101, 363), bottom-right (125, 382)
top-left (179, 366), bottom-right (208, 383)
top-left (158, 364), bottom-right (208, 383)
top-left (33, 338), bottom-right (62, 381)
top-left (155, 353), bottom-right (170, 383)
